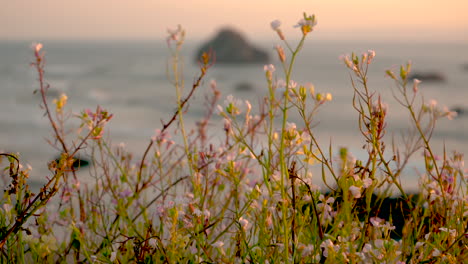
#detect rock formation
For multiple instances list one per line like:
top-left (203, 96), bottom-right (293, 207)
top-left (195, 28), bottom-right (269, 64)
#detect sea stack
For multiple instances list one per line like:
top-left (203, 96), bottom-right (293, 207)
top-left (195, 28), bottom-right (269, 64)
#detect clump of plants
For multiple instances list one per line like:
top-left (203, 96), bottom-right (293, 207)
top-left (1, 13), bottom-right (466, 263)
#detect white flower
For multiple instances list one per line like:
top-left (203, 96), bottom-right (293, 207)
top-left (270, 20), bottom-right (281, 31)
top-left (275, 79), bottom-right (286, 89)
top-left (320, 239), bottom-right (334, 257)
top-left (370, 217), bottom-right (384, 227)
top-left (289, 80), bottom-right (297, 89)
top-left (110, 251), bottom-right (117, 262)
top-left (203, 209), bottom-right (211, 218)
top-left (167, 25), bottom-right (184, 42)
top-left (263, 64), bottom-right (276, 73)
top-left (415, 242), bottom-right (425, 249)
top-left (2, 204), bottom-right (12, 214)
top-left (443, 106), bottom-right (457, 120)
top-left (294, 18), bottom-right (317, 29)
top-left (432, 248), bottom-right (441, 257)
top-left (340, 54), bottom-right (353, 68)
top-left (301, 244), bottom-right (314, 257)
top-left (193, 208), bottom-right (202, 216)
top-left (239, 217), bottom-right (249, 230)
top-left (413, 78), bottom-right (421, 93)
top-left (349, 185), bottom-right (361, 198)
top-left (31, 42), bottom-right (43, 53)
top-left (212, 241), bottom-right (224, 248)
top-left (286, 122), bottom-right (297, 131)
top-left (362, 178), bottom-right (373, 188)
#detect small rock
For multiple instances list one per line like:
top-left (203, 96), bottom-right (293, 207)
top-left (235, 82), bottom-right (254, 91)
top-left (451, 106), bottom-right (467, 116)
top-left (409, 72), bottom-right (446, 82)
top-left (54, 155), bottom-right (90, 170)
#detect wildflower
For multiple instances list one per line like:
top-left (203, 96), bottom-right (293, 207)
top-left (212, 241), bottom-right (224, 248)
top-left (289, 80), bottom-right (297, 89)
top-left (340, 54), bottom-right (353, 68)
top-left (167, 25), bottom-right (185, 44)
top-left (300, 244), bottom-right (314, 257)
top-left (362, 178), bottom-right (373, 188)
top-left (53, 94), bottom-right (68, 113)
top-left (239, 217), bottom-right (249, 231)
top-left (193, 208), bottom-right (202, 216)
top-left (270, 20), bottom-right (281, 31)
top-left (370, 217), bottom-right (384, 227)
top-left (275, 79), bottom-right (286, 90)
top-left (431, 249), bottom-right (441, 257)
top-left (320, 239), bottom-right (336, 257)
top-left (264, 64), bottom-right (275, 73)
top-left (156, 205), bottom-right (166, 217)
top-left (349, 185), bottom-right (361, 198)
top-left (367, 50), bottom-right (376, 63)
top-left (220, 94), bottom-right (243, 116)
top-left (443, 106), bottom-right (457, 120)
top-left (294, 13), bottom-right (317, 35)
top-left (361, 50), bottom-right (376, 65)
top-left (203, 209), bottom-right (211, 218)
top-left (270, 19), bottom-right (285, 40)
top-left (413, 78), bottom-right (421, 93)
top-left (264, 64), bottom-right (275, 80)
top-left (110, 252), bottom-right (117, 262)
top-left (118, 189), bottom-right (132, 199)
top-left (317, 195), bottom-right (336, 223)
top-left (31, 42), bottom-right (43, 53)
top-left (3, 204), bottom-right (12, 214)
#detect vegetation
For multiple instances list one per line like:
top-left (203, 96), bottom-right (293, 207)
top-left (0, 13), bottom-right (466, 263)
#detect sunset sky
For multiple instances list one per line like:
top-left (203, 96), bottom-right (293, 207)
top-left (2, 0), bottom-right (468, 42)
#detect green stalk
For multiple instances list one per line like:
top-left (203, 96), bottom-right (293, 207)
top-left (278, 35), bottom-right (306, 261)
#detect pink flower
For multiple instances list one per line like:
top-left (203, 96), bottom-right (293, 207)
top-left (239, 217), bottom-right (249, 230)
top-left (263, 64), bottom-right (275, 73)
top-left (413, 78), bottom-right (421, 93)
top-left (31, 42), bottom-right (43, 53)
top-left (349, 185), bottom-right (361, 198)
top-left (366, 50), bottom-right (376, 64)
top-left (443, 106), bottom-right (458, 120)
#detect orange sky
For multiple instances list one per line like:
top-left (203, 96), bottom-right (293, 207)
top-left (2, 0), bottom-right (467, 42)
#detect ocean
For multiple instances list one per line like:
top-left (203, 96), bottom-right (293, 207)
top-left (1, 40), bottom-right (467, 191)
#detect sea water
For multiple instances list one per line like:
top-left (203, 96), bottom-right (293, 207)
top-left (0, 40), bottom-right (467, 191)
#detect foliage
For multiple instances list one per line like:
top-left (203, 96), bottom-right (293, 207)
top-left (0, 13), bottom-right (466, 263)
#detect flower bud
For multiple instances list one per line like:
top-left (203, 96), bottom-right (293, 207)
top-left (275, 45), bottom-right (286, 63)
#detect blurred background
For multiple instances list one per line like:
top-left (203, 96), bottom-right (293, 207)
top-left (1, 0), bottom-right (467, 190)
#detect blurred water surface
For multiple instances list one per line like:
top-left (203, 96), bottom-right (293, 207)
top-left (1, 40), bottom-right (467, 190)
